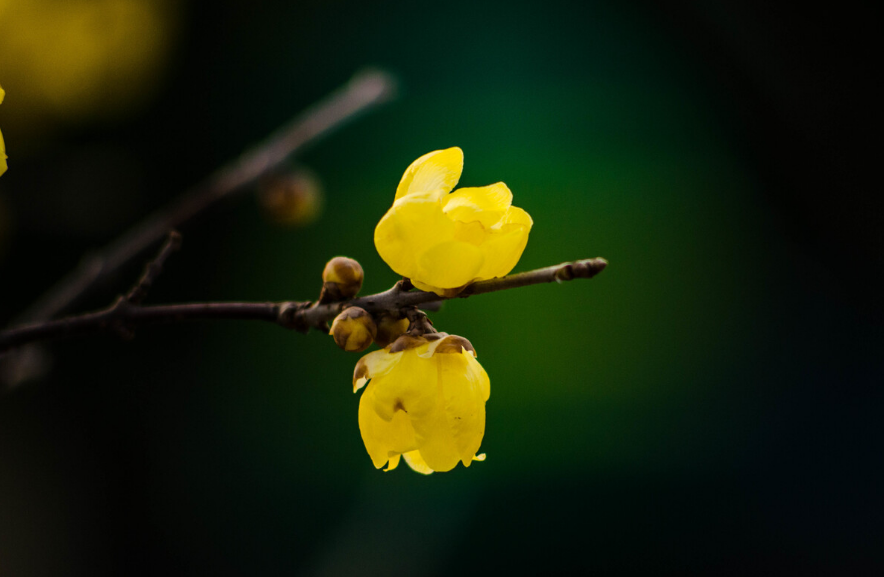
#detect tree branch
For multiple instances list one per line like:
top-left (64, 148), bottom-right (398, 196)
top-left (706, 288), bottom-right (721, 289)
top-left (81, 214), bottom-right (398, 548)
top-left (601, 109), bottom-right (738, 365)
top-left (10, 69), bottom-right (396, 327)
top-left (0, 258), bottom-right (608, 354)
top-left (125, 231), bottom-right (182, 305)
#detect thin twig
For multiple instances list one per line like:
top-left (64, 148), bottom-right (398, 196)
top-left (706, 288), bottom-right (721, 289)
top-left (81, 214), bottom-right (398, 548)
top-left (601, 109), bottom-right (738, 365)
top-left (11, 69), bottom-right (396, 327)
top-left (125, 232), bottom-right (182, 305)
top-left (0, 258), bottom-right (608, 353)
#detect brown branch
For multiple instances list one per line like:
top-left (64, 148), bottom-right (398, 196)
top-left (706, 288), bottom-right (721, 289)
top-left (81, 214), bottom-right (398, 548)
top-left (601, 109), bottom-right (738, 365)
top-left (0, 258), bottom-right (608, 354)
top-left (11, 69), bottom-right (396, 327)
top-left (125, 231), bottom-right (182, 305)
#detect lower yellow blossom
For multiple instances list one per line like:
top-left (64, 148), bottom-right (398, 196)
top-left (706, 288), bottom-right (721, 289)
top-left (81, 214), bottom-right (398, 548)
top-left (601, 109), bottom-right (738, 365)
top-left (353, 334), bottom-right (490, 474)
top-left (374, 147), bottom-right (533, 296)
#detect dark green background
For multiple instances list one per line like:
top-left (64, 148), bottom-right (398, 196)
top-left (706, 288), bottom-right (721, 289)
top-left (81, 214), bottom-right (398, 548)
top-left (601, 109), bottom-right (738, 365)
top-left (1, 1), bottom-right (879, 574)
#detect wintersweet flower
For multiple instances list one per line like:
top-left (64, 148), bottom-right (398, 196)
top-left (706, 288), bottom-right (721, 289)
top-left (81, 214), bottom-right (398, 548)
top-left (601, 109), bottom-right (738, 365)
top-left (353, 333), bottom-right (490, 474)
top-left (1, 85), bottom-right (7, 176)
top-left (374, 147), bottom-right (533, 296)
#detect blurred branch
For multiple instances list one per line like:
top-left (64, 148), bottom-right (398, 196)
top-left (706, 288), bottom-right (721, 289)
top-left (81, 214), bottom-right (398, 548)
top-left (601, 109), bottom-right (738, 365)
top-left (2, 69), bottom-right (395, 389)
top-left (13, 69), bottom-right (396, 326)
top-left (0, 255), bottom-right (608, 354)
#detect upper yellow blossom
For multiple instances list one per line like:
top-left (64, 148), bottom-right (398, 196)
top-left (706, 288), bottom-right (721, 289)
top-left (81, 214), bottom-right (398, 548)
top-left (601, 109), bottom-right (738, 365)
top-left (0, 84), bottom-right (6, 176)
top-left (353, 334), bottom-right (490, 474)
top-left (374, 147), bottom-right (533, 296)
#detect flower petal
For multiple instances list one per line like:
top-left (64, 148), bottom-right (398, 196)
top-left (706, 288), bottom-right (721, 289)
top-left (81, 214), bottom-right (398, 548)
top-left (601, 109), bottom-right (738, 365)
top-left (353, 349), bottom-right (403, 392)
top-left (411, 351), bottom-right (487, 471)
top-left (410, 280), bottom-right (465, 298)
top-left (402, 450), bottom-right (434, 475)
top-left (452, 220), bottom-right (487, 246)
top-left (384, 454), bottom-right (401, 472)
top-left (358, 383), bottom-right (418, 469)
top-left (416, 240), bottom-right (484, 290)
top-left (375, 195), bottom-right (455, 280)
top-left (421, 334), bottom-right (476, 358)
top-left (492, 205), bottom-right (533, 231)
top-left (443, 182), bottom-right (513, 228)
top-left (395, 147), bottom-right (463, 200)
top-left (439, 351), bottom-right (488, 466)
top-left (370, 350), bottom-right (438, 421)
top-left (475, 222), bottom-right (531, 280)
top-left (464, 350), bottom-right (491, 402)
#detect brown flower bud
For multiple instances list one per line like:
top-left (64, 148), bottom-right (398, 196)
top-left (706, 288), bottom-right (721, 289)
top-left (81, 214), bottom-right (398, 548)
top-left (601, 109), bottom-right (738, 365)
top-left (257, 170), bottom-right (323, 226)
top-left (321, 257), bottom-right (364, 301)
top-left (373, 313), bottom-right (410, 348)
top-left (329, 307), bottom-right (377, 352)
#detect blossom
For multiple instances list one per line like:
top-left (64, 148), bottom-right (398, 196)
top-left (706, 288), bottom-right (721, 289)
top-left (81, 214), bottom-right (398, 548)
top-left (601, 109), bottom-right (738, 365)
top-left (0, 84), bottom-right (6, 176)
top-left (374, 147), bottom-right (533, 296)
top-left (353, 333), bottom-right (490, 474)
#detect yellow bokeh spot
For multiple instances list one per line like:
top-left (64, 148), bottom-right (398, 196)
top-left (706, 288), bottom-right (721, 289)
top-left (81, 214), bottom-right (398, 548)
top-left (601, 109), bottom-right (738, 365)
top-left (0, 0), bottom-right (178, 128)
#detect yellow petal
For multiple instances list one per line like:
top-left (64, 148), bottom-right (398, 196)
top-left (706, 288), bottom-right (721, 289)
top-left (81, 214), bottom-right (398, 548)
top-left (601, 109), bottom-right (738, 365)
top-left (438, 351), bottom-right (488, 466)
top-left (375, 195), bottom-right (455, 280)
top-left (416, 240), bottom-right (484, 290)
top-left (453, 220), bottom-right (487, 246)
top-left (353, 349), bottom-right (403, 392)
top-left (384, 454), bottom-right (400, 472)
top-left (492, 205), bottom-right (534, 231)
top-left (402, 450), bottom-right (434, 475)
top-left (475, 222), bottom-right (531, 280)
top-left (395, 147), bottom-right (463, 200)
top-left (358, 383), bottom-right (418, 469)
top-left (411, 352), bottom-right (487, 471)
top-left (370, 350), bottom-right (439, 421)
top-left (410, 280), bottom-right (465, 297)
top-left (464, 350), bottom-right (491, 402)
top-left (443, 182), bottom-right (513, 228)
top-left (410, 404), bottom-right (465, 472)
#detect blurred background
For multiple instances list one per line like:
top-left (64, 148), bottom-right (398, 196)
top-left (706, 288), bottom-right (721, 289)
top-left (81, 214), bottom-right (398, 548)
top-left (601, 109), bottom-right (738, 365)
top-left (0, 0), bottom-right (879, 574)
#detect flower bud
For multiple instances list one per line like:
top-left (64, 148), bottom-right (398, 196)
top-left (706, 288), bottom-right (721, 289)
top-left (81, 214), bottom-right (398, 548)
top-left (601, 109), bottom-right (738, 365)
top-left (257, 170), bottom-right (323, 226)
top-left (321, 257), bottom-right (364, 301)
top-left (330, 307), bottom-right (377, 352)
top-left (373, 313), bottom-right (410, 348)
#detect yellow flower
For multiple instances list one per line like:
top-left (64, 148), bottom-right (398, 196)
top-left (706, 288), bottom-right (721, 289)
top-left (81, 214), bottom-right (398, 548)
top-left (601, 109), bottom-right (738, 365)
top-left (374, 147), bottom-right (533, 296)
top-left (1, 84), bottom-right (6, 176)
top-left (353, 334), bottom-right (490, 474)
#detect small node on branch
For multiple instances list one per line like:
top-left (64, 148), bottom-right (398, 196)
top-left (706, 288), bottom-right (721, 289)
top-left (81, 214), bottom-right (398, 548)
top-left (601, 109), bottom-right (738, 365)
top-left (394, 278), bottom-right (414, 292)
top-left (319, 257), bottom-right (364, 303)
top-left (276, 301), bottom-right (311, 333)
top-left (330, 307), bottom-right (377, 352)
top-left (126, 231), bottom-right (182, 305)
top-left (403, 307), bottom-right (436, 338)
